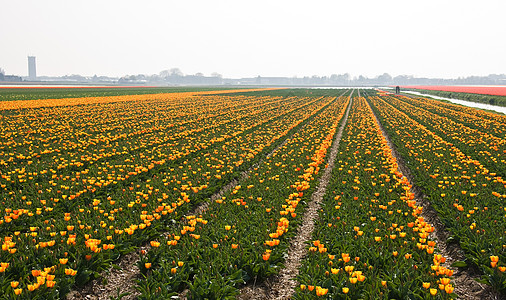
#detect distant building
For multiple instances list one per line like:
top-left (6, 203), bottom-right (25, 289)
top-left (254, 76), bottom-right (294, 85)
top-left (28, 56), bottom-right (36, 80)
top-left (2, 75), bottom-right (22, 82)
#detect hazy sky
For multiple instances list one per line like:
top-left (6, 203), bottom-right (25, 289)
top-left (1, 0), bottom-right (505, 79)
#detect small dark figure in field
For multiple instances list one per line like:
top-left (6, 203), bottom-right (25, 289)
top-left (395, 86), bottom-right (400, 94)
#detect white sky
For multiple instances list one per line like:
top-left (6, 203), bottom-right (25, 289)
top-left (1, 0), bottom-right (505, 79)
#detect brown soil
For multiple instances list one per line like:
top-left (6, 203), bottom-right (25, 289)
top-left (239, 91), bottom-right (354, 300)
top-left (67, 245), bottom-right (146, 300)
top-left (366, 95), bottom-right (500, 300)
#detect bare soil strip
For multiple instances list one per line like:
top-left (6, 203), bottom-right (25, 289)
top-left (71, 94), bottom-right (346, 300)
top-left (364, 92), bottom-right (499, 300)
top-left (238, 91), bottom-right (354, 300)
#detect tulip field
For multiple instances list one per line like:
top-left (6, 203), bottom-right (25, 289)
top-left (398, 86), bottom-right (506, 107)
top-left (400, 86), bottom-right (506, 97)
top-left (367, 92), bottom-right (506, 296)
top-left (295, 95), bottom-right (453, 299)
top-left (0, 87), bottom-right (505, 299)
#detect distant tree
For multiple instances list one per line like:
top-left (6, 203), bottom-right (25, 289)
top-left (311, 75), bottom-right (322, 84)
top-left (0, 67), bottom-right (4, 81)
top-left (148, 74), bottom-right (161, 82)
top-left (377, 73), bottom-right (392, 84)
top-left (336, 73), bottom-right (350, 84)
top-left (0, 67), bottom-right (5, 75)
top-left (211, 72), bottom-right (222, 78)
top-left (159, 70), bottom-right (170, 78)
top-left (170, 68), bottom-right (183, 77)
top-left (195, 72), bottom-right (204, 77)
top-left (63, 74), bottom-right (86, 81)
top-left (330, 74), bottom-right (338, 83)
top-left (393, 75), bottom-right (413, 85)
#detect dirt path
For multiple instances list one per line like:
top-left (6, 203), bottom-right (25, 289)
top-left (238, 90), bottom-right (354, 300)
top-left (363, 90), bottom-right (499, 300)
top-left (70, 93), bottom-right (347, 300)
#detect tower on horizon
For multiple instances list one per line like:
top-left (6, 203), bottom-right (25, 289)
top-left (28, 56), bottom-right (36, 80)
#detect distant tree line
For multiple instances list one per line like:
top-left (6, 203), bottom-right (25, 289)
top-left (240, 73), bottom-right (506, 86)
top-left (1, 65), bottom-right (506, 86)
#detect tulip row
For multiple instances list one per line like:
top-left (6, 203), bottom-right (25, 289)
top-left (393, 94), bottom-right (506, 138)
top-left (295, 95), bottom-right (454, 299)
top-left (134, 92), bottom-right (351, 298)
top-left (0, 86), bottom-right (233, 102)
top-left (0, 88), bottom-right (273, 110)
top-left (368, 93), bottom-right (506, 294)
top-left (0, 90), bottom-right (336, 298)
top-left (377, 93), bottom-right (506, 177)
